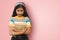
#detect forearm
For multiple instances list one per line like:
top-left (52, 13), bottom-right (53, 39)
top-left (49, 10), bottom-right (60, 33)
top-left (24, 27), bottom-right (31, 34)
top-left (9, 26), bottom-right (21, 35)
top-left (10, 30), bottom-right (22, 35)
top-left (9, 28), bottom-right (27, 35)
top-left (9, 26), bottom-right (21, 32)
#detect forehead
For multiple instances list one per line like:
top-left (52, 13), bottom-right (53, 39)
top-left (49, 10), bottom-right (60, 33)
top-left (16, 7), bottom-right (24, 10)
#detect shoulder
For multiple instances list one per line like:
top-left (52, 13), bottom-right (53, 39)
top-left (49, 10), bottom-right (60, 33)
top-left (24, 17), bottom-right (30, 21)
top-left (10, 17), bottom-right (14, 20)
top-left (9, 17), bottom-right (15, 21)
top-left (24, 17), bottom-right (29, 19)
top-left (24, 17), bottom-right (30, 22)
top-left (10, 16), bottom-right (17, 19)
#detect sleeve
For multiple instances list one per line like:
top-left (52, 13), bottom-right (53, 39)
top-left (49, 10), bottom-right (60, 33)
top-left (26, 17), bottom-right (31, 27)
top-left (8, 17), bottom-right (15, 26)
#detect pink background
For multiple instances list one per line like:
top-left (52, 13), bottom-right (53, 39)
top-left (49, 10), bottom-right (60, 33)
top-left (0, 0), bottom-right (60, 40)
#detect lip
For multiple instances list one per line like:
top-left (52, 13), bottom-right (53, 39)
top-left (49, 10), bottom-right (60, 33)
top-left (19, 14), bottom-right (22, 15)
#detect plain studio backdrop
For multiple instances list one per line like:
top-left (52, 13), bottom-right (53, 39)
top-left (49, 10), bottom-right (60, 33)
top-left (0, 0), bottom-right (60, 40)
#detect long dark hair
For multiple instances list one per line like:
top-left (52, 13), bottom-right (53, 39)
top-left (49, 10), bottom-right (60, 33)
top-left (12, 2), bottom-right (29, 17)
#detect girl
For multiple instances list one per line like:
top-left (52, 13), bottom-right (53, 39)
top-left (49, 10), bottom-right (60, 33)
top-left (8, 2), bottom-right (31, 40)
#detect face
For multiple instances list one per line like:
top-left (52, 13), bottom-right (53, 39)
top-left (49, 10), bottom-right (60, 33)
top-left (16, 7), bottom-right (24, 17)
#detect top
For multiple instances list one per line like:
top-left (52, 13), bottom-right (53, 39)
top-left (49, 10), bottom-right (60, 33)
top-left (9, 16), bottom-right (31, 27)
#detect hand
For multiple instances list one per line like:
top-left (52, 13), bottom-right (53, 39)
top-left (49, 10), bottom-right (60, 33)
top-left (21, 27), bottom-right (27, 34)
top-left (11, 27), bottom-right (21, 32)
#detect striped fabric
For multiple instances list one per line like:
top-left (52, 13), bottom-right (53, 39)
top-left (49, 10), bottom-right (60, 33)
top-left (9, 17), bottom-right (31, 27)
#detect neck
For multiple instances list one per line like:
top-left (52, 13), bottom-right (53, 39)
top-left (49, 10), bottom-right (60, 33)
top-left (16, 15), bottom-right (24, 18)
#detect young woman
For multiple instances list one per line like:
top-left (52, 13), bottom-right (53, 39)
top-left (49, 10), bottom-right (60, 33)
top-left (8, 2), bottom-right (31, 40)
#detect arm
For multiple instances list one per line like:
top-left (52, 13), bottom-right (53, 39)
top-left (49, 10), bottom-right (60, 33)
top-left (8, 26), bottom-right (27, 35)
top-left (24, 25), bottom-right (31, 35)
top-left (25, 18), bottom-right (32, 34)
top-left (9, 29), bottom-right (26, 35)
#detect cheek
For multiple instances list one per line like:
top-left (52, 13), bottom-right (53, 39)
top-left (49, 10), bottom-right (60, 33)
top-left (21, 11), bottom-right (24, 14)
top-left (16, 10), bottom-right (18, 13)
top-left (22, 11), bottom-right (24, 13)
top-left (22, 11), bottom-right (24, 14)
